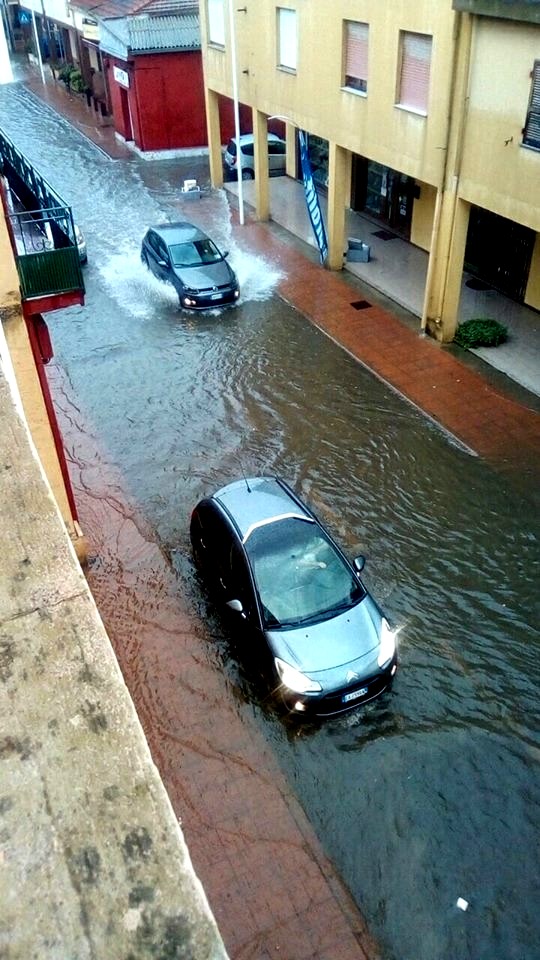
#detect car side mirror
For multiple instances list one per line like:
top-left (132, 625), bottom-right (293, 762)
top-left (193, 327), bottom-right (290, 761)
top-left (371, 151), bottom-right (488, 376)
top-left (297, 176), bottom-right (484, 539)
top-left (354, 556), bottom-right (365, 573)
top-left (227, 598), bottom-right (245, 617)
top-left (222, 250), bottom-right (229, 259)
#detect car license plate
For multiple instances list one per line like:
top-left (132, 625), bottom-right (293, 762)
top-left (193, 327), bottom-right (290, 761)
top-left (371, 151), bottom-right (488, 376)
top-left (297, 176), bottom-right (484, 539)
top-left (210, 293), bottom-right (222, 301)
top-left (343, 687), bottom-right (368, 703)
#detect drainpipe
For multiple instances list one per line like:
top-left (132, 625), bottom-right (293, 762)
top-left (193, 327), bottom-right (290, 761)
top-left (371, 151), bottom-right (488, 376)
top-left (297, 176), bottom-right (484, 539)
top-left (31, 6), bottom-right (46, 84)
top-left (228, 0), bottom-right (244, 225)
top-left (421, 12), bottom-right (472, 334)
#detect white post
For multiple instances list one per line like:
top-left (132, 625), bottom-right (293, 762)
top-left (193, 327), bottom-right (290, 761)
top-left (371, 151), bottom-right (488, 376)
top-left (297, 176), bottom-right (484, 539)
top-left (227, 0), bottom-right (244, 225)
top-left (31, 7), bottom-right (46, 85)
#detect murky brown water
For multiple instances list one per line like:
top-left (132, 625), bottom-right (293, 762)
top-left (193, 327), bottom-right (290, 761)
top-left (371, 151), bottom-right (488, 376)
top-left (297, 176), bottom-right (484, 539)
top-left (2, 82), bottom-right (539, 960)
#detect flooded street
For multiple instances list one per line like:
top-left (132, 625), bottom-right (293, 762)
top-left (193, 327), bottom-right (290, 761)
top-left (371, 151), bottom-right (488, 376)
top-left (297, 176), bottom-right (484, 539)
top-left (1, 82), bottom-right (539, 960)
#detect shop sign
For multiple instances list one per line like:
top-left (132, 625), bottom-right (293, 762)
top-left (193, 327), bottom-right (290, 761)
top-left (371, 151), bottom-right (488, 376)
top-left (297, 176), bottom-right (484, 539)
top-left (113, 66), bottom-right (129, 88)
top-left (82, 17), bottom-right (99, 41)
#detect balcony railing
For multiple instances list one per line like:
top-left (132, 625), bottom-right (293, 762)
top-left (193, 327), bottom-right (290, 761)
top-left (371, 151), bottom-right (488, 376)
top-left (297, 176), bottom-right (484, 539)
top-left (8, 206), bottom-right (85, 299)
top-left (0, 126), bottom-right (85, 304)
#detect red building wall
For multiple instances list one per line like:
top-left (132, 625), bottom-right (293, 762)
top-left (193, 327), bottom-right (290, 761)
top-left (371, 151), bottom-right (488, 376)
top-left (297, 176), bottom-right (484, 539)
top-left (133, 51), bottom-right (207, 151)
top-left (104, 52), bottom-right (253, 153)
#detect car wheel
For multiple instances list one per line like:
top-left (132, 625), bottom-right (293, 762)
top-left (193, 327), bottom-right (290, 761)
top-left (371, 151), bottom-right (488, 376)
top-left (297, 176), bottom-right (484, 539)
top-left (191, 533), bottom-right (208, 575)
top-left (241, 169), bottom-right (254, 180)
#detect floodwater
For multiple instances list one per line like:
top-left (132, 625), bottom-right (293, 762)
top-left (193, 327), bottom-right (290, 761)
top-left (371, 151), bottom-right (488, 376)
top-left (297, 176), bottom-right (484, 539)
top-left (1, 81), bottom-right (539, 960)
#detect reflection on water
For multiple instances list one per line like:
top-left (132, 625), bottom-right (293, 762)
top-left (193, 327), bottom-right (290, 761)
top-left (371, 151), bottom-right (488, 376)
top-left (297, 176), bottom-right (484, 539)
top-left (1, 80), bottom-right (539, 960)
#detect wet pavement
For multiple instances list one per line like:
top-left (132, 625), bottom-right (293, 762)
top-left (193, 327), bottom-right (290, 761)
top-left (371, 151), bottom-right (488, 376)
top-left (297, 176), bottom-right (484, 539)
top-left (1, 69), bottom-right (540, 960)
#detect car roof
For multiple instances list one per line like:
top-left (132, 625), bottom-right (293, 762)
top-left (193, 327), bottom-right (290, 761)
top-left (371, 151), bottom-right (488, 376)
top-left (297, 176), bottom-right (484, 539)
top-left (149, 222), bottom-right (207, 244)
top-left (231, 133), bottom-right (283, 146)
top-left (213, 477), bottom-right (313, 543)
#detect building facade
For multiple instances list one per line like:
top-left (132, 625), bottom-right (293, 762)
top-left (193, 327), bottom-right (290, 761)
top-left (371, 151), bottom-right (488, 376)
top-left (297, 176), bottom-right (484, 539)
top-left (200, 0), bottom-right (540, 342)
top-left (99, 9), bottom-right (207, 154)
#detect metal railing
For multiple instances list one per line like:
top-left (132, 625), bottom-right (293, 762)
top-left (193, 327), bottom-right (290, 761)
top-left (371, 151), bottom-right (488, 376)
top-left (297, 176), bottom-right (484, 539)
top-left (0, 126), bottom-right (85, 302)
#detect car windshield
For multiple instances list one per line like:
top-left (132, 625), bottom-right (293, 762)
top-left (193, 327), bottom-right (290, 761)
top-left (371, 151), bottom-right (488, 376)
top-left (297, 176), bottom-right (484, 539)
top-left (245, 517), bottom-right (364, 628)
top-left (168, 238), bottom-right (222, 267)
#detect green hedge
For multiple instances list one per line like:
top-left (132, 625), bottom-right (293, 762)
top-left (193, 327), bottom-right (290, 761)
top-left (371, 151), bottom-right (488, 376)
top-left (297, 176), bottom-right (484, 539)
top-left (454, 318), bottom-right (508, 349)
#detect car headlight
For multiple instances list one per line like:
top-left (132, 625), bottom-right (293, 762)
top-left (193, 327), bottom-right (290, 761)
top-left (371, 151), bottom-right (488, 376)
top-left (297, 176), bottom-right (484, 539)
top-left (378, 618), bottom-right (396, 668)
top-left (275, 658), bottom-right (321, 694)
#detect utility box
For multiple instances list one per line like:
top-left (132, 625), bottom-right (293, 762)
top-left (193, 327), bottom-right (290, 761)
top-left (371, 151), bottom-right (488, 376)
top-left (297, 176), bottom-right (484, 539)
top-left (347, 238), bottom-right (370, 263)
top-left (181, 179), bottom-right (201, 200)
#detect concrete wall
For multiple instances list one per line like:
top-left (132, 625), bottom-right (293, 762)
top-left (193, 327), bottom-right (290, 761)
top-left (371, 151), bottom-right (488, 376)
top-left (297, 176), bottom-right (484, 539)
top-left (0, 338), bottom-right (229, 960)
top-left (458, 16), bottom-right (540, 306)
top-left (459, 18), bottom-right (540, 231)
top-left (0, 200), bottom-right (85, 556)
top-left (411, 180), bottom-right (437, 251)
top-left (525, 232), bottom-right (540, 309)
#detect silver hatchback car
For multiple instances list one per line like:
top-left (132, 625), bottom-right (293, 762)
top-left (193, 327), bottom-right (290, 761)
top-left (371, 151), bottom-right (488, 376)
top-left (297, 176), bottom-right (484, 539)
top-left (223, 133), bottom-right (287, 180)
top-left (190, 477), bottom-right (398, 717)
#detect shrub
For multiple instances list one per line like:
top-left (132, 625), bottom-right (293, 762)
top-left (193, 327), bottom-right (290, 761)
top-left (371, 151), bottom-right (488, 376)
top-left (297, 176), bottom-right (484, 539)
top-left (58, 63), bottom-right (74, 84)
top-left (454, 318), bottom-right (508, 349)
top-left (69, 70), bottom-right (85, 93)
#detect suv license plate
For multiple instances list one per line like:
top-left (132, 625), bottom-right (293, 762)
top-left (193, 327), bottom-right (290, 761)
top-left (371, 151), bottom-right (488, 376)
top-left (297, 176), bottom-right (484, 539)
top-left (343, 687), bottom-right (368, 703)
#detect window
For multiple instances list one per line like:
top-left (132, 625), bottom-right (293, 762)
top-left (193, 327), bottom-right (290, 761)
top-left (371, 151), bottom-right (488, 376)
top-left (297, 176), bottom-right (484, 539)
top-left (268, 141), bottom-right (286, 155)
top-left (207, 0), bottom-right (225, 46)
top-left (278, 7), bottom-right (297, 71)
top-left (523, 61), bottom-right (540, 151)
top-left (397, 31), bottom-right (432, 114)
top-left (343, 21), bottom-right (368, 94)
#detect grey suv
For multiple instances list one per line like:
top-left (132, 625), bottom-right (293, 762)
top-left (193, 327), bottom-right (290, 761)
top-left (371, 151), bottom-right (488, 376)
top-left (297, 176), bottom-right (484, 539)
top-left (141, 222), bottom-right (239, 310)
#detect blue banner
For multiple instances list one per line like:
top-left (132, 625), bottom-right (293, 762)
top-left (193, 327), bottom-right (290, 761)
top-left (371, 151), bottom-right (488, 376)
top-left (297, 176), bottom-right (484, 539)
top-left (298, 130), bottom-right (328, 264)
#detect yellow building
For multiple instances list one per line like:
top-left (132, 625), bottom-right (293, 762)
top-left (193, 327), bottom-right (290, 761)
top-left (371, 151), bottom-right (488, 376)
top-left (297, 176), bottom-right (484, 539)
top-left (0, 158), bottom-right (87, 564)
top-left (200, 0), bottom-right (540, 341)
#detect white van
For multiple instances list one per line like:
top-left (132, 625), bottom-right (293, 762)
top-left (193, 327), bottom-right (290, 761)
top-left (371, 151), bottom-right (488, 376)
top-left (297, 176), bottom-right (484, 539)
top-left (223, 133), bottom-right (287, 180)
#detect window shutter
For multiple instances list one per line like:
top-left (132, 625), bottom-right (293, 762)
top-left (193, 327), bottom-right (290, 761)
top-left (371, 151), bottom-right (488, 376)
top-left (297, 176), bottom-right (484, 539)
top-left (399, 32), bottom-right (432, 113)
top-left (524, 61), bottom-right (540, 150)
top-left (345, 21), bottom-right (368, 92)
top-left (207, 0), bottom-right (225, 45)
top-left (278, 8), bottom-right (297, 70)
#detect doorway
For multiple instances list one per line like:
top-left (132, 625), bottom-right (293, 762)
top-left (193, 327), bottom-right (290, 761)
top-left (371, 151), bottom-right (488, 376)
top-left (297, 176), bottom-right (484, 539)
top-left (351, 157), bottom-right (414, 239)
top-left (465, 207), bottom-right (535, 302)
top-left (119, 86), bottom-right (132, 141)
